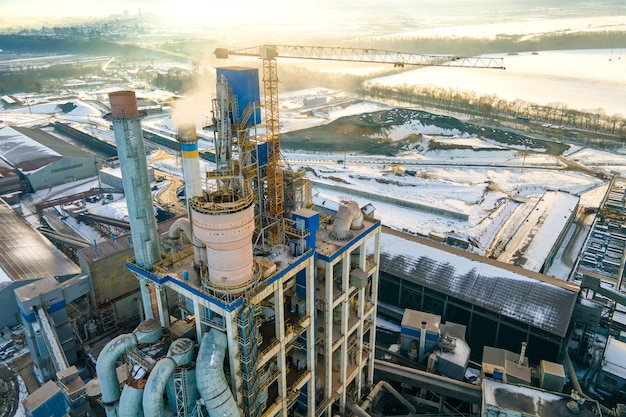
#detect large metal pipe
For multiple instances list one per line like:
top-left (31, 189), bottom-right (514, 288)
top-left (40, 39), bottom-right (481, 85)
top-left (360, 381), bottom-right (416, 414)
top-left (142, 338), bottom-right (195, 417)
top-left (168, 217), bottom-right (206, 268)
top-left (96, 319), bottom-right (162, 417)
top-left (118, 384), bottom-right (144, 417)
top-left (196, 330), bottom-right (240, 417)
top-left (331, 200), bottom-right (363, 240)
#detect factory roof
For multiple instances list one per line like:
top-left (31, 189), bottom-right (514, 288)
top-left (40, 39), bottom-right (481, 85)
top-left (379, 230), bottom-right (579, 338)
top-left (77, 234), bottom-right (133, 263)
top-left (14, 277), bottom-right (60, 302)
top-left (0, 200), bottom-right (81, 281)
top-left (482, 378), bottom-right (600, 417)
top-left (78, 216), bottom-right (186, 264)
top-left (0, 126), bottom-right (93, 173)
top-left (497, 190), bottom-right (579, 272)
top-left (22, 380), bottom-right (62, 412)
top-left (401, 309), bottom-right (440, 333)
top-left (0, 158), bottom-right (18, 180)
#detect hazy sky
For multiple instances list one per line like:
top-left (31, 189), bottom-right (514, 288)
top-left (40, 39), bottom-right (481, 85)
top-left (2, 0), bottom-right (622, 18)
top-left (0, 0), bottom-right (623, 31)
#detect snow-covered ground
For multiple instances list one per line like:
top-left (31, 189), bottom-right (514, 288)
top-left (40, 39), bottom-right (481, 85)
top-left (369, 49), bottom-right (626, 117)
top-left (3, 45), bottom-right (626, 282)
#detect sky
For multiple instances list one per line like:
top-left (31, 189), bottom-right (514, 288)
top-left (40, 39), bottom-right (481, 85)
top-left (1, 0), bottom-right (624, 24)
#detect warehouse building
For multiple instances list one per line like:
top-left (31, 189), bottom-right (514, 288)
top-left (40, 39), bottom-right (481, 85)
top-left (378, 230), bottom-right (580, 364)
top-left (0, 126), bottom-right (101, 191)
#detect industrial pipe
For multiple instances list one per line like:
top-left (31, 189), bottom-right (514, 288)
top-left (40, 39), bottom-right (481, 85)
top-left (331, 200), bottom-right (363, 240)
top-left (346, 402), bottom-right (371, 417)
top-left (142, 338), bottom-right (195, 417)
top-left (96, 319), bottom-right (162, 417)
top-left (118, 384), bottom-right (144, 417)
top-left (168, 217), bottom-right (206, 267)
top-left (360, 381), bottom-right (416, 414)
top-left (196, 330), bottom-right (240, 417)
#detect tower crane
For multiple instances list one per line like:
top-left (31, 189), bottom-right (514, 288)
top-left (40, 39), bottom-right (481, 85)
top-left (215, 44), bottom-right (505, 241)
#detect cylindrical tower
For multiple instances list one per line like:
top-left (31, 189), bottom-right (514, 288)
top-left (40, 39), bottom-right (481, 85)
top-left (191, 199), bottom-right (255, 291)
top-left (177, 125), bottom-right (203, 203)
top-left (107, 91), bottom-right (160, 270)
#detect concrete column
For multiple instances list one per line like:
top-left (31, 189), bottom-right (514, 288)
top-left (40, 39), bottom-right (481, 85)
top-left (367, 229), bottom-right (381, 386)
top-left (306, 258), bottom-right (316, 416)
top-left (193, 298), bottom-right (202, 342)
top-left (155, 284), bottom-right (169, 328)
top-left (324, 261), bottom-right (333, 399)
top-left (339, 254), bottom-right (350, 413)
top-left (225, 309), bottom-right (241, 404)
top-left (137, 275), bottom-right (154, 320)
top-left (275, 283), bottom-right (287, 417)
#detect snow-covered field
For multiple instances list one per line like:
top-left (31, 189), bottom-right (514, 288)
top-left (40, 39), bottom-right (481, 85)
top-left (369, 49), bottom-right (626, 117)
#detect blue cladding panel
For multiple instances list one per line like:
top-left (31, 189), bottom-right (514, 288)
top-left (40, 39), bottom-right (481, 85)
top-left (296, 269), bottom-right (306, 298)
top-left (29, 389), bottom-right (69, 417)
top-left (216, 67), bottom-right (261, 126)
top-left (254, 142), bottom-right (268, 167)
top-left (292, 211), bottom-right (319, 253)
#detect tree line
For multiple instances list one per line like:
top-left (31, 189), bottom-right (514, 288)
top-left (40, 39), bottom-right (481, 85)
top-left (355, 31), bottom-right (626, 56)
top-left (359, 83), bottom-right (626, 141)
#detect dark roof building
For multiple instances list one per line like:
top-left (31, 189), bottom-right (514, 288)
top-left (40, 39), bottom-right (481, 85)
top-left (378, 229), bottom-right (580, 363)
top-left (0, 199), bottom-right (81, 282)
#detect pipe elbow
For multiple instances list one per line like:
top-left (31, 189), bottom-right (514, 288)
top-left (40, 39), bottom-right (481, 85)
top-left (142, 358), bottom-right (177, 417)
top-left (196, 330), bottom-right (240, 417)
top-left (96, 333), bottom-right (138, 405)
top-left (331, 200), bottom-right (363, 240)
top-left (168, 217), bottom-right (192, 241)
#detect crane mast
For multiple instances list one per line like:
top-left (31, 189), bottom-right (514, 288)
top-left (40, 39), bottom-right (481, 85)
top-left (215, 44), bottom-right (505, 243)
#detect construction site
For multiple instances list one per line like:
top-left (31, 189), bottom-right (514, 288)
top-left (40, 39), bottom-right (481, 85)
top-left (0, 44), bottom-right (626, 417)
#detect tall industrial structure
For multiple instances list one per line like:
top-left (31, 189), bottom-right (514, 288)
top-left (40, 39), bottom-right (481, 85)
top-left (95, 63), bottom-right (381, 417)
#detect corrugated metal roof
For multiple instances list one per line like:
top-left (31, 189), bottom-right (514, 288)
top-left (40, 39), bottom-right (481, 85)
top-left (77, 236), bottom-right (133, 263)
top-left (13, 126), bottom-right (94, 159)
top-left (0, 126), bottom-right (93, 173)
top-left (0, 200), bottom-right (81, 280)
top-left (380, 232), bottom-right (579, 338)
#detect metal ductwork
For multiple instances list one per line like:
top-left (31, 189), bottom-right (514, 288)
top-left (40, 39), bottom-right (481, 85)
top-left (196, 330), bottom-right (240, 417)
top-left (118, 384), bottom-right (144, 417)
top-left (349, 381), bottom-right (417, 417)
top-left (169, 217), bottom-right (207, 267)
top-left (331, 200), bottom-right (363, 241)
top-left (96, 319), bottom-right (162, 417)
top-left (142, 338), bottom-right (195, 417)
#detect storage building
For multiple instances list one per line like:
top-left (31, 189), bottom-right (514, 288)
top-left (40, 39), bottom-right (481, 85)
top-left (0, 126), bottom-right (100, 191)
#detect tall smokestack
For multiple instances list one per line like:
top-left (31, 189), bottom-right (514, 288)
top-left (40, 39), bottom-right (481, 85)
top-left (106, 91), bottom-right (160, 270)
top-left (177, 125), bottom-right (203, 202)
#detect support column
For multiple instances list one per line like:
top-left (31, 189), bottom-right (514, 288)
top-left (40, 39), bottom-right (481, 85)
top-left (226, 310), bottom-right (242, 404)
top-left (339, 254), bottom-right (350, 413)
top-left (275, 283), bottom-right (287, 417)
top-left (137, 276), bottom-right (154, 320)
top-left (155, 284), bottom-right (169, 328)
top-left (306, 258), bottom-right (316, 416)
top-left (193, 298), bottom-right (202, 342)
top-left (324, 262), bottom-right (333, 400)
top-left (367, 229), bottom-right (381, 386)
